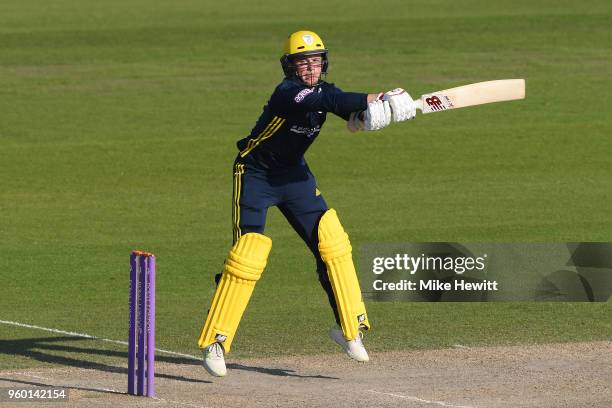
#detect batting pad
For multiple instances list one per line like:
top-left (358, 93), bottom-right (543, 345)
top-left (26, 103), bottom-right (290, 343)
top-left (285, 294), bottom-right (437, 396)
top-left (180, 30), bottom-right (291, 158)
top-left (318, 209), bottom-right (370, 341)
top-left (198, 232), bottom-right (272, 353)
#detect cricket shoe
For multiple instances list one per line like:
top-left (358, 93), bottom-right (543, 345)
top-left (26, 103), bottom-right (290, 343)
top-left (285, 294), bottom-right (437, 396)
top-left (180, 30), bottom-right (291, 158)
top-left (329, 326), bottom-right (369, 362)
top-left (202, 342), bottom-right (227, 377)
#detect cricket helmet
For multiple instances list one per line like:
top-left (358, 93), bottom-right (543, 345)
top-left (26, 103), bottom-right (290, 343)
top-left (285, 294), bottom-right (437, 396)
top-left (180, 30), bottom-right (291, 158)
top-left (280, 30), bottom-right (329, 81)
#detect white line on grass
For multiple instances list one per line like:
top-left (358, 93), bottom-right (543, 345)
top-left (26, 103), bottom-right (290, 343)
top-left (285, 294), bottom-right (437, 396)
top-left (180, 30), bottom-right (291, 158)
top-left (453, 344), bottom-right (471, 349)
top-left (6, 372), bottom-right (51, 381)
top-left (0, 319), bottom-right (201, 361)
top-left (368, 390), bottom-right (475, 408)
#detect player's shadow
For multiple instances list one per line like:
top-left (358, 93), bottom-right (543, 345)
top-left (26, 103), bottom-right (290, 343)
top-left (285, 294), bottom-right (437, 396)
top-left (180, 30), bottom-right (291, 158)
top-left (227, 363), bottom-right (339, 379)
top-left (0, 336), bottom-right (210, 385)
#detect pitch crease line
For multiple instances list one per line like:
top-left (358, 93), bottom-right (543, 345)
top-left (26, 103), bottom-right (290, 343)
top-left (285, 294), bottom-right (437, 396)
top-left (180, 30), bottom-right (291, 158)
top-left (368, 390), bottom-right (475, 408)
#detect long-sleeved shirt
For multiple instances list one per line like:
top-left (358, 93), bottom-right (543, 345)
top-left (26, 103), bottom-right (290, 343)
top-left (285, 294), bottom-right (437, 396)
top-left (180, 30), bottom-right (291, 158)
top-left (236, 78), bottom-right (368, 171)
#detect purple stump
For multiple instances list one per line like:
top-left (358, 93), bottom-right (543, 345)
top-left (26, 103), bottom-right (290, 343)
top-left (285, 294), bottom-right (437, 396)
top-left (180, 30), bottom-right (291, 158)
top-left (137, 255), bottom-right (146, 396)
top-left (146, 256), bottom-right (156, 397)
top-left (128, 253), bottom-right (137, 395)
top-left (128, 251), bottom-right (156, 397)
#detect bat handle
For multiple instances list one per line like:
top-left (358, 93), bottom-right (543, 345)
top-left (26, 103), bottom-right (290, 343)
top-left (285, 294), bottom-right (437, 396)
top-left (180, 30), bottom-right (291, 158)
top-left (414, 98), bottom-right (423, 111)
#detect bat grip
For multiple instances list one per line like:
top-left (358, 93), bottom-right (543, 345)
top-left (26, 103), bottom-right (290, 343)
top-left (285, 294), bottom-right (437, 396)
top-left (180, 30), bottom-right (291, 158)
top-left (414, 98), bottom-right (423, 111)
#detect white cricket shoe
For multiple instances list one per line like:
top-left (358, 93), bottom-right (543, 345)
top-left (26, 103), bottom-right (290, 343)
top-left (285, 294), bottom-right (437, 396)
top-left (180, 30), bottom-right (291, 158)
top-left (329, 326), bottom-right (369, 362)
top-left (202, 342), bottom-right (227, 377)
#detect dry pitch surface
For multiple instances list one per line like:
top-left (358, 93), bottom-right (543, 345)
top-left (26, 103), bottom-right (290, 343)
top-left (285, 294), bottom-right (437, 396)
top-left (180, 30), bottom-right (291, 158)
top-left (1, 341), bottom-right (610, 408)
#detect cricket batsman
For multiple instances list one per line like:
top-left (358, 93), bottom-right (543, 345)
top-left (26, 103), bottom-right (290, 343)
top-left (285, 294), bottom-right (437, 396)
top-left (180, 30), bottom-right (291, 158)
top-left (198, 30), bottom-right (417, 376)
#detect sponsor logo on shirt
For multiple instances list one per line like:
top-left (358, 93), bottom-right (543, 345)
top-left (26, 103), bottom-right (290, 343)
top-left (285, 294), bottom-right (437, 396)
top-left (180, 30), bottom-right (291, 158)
top-left (290, 125), bottom-right (320, 138)
top-left (294, 88), bottom-right (314, 103)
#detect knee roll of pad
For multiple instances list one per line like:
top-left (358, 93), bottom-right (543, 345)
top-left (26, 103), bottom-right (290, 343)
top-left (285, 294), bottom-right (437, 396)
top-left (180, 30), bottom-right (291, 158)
top-left (198, 233), bottom-right (272, 353)
top-left (318, 209), bottom-right (370, 341)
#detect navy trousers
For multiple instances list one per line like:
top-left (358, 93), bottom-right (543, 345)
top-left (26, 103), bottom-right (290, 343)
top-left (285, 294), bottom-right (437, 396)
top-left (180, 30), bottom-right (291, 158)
top-left (227, 158), bottom-right (341, 326)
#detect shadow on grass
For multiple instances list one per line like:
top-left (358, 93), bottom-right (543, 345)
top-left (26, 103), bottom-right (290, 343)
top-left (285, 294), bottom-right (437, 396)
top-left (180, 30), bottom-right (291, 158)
top-left (2, 336), bottom-right (340, 381)
top-left (0, 336), bottom-right (210, 385)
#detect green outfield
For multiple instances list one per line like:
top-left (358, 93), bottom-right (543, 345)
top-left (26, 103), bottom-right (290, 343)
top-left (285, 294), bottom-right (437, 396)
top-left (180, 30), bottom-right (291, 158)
top-left (1, 0), bottom-right (611, 370)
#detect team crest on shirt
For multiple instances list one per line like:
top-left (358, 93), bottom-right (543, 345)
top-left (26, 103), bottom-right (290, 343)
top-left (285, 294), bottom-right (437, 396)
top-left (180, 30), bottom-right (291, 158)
top-left (294, 88), bottom-right (314, 103)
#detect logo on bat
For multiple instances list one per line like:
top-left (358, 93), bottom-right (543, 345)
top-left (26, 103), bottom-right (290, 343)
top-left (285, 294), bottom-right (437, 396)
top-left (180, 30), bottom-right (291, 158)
top-left (422, 93), bottom-right (454, 112)
top-left (425, 95), bottom-right (445, 111)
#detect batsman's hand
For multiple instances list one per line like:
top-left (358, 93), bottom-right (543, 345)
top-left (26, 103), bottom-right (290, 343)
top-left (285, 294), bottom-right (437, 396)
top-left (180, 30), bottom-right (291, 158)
top-left (383, 88), bottom-right (416, 122)
top-left (362, 98), bottom-right (391, 131)
top-left (346, 94), bottom-right (393, 132)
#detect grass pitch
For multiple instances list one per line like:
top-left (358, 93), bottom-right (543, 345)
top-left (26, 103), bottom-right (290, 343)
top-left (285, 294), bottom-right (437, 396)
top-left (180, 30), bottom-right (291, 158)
top-left (1, 0), bottom-right (611, 368)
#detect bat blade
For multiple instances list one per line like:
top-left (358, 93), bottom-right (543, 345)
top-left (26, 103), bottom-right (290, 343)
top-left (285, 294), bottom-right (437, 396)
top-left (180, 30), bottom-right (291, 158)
top-left (416, 79), bottom-right (525, 114)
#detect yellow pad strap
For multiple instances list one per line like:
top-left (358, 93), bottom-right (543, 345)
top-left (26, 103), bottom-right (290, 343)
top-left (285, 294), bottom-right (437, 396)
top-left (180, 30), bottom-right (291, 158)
top-left (318, 209), bottom-right (370, 341)
top-left (198, 233), bottom-right (272, 353)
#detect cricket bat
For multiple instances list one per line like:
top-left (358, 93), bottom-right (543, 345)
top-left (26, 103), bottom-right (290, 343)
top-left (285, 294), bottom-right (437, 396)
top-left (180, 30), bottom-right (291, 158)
top-left (414, 79), bottom-right (525, 114)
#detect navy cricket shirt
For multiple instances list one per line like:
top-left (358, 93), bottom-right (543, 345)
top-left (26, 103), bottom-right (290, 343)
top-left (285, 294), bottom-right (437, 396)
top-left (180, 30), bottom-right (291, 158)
top-left (237, 78), bottom-right (368, 171)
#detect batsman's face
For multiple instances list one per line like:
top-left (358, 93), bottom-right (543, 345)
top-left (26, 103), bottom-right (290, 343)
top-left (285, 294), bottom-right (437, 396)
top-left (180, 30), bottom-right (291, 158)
top-left (295, 55), bottom-right (323, 87)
